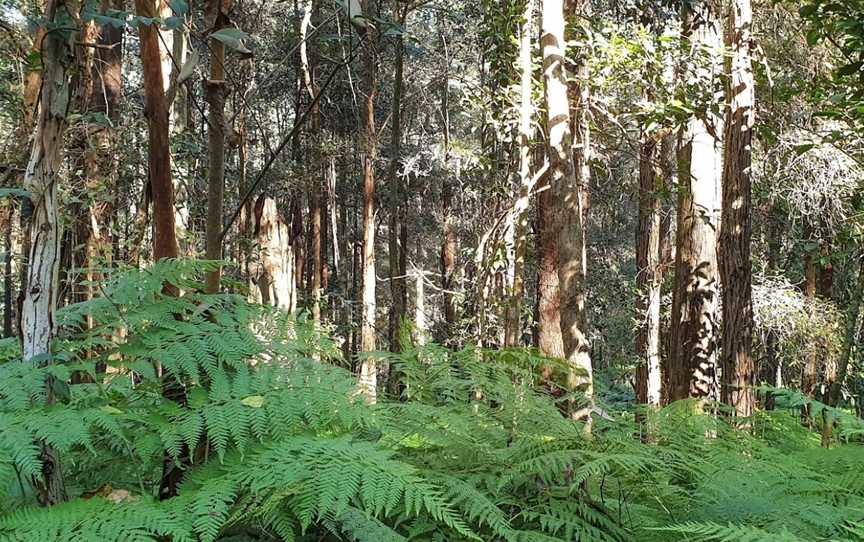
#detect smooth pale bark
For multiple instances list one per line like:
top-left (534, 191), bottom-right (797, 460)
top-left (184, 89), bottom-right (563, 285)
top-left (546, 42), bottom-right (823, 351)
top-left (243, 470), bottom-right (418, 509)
top-left (720, 0), bottom-right (755, 418)
top-left (542, 0), bottom-right (592, 404)
top-left (505, 0), bottom-right (535, 347)
top-left (137, 0), bottom-right (179, 264)
top-left (156, 0), bottom-right (191, 254)
top-left (635, 133), bottom-right (663, 407)
top-left (328, 157), bottom-right (340, 280)
top-left (204, 0), bottom-right (230, 293)
top-left (358, 0), bottom-right (379, 402)
top-left (254, 197), bottom-right (295, 309)
top-left (414, 264), bottom-right (427, 346)
top-left (387, 5), bottom-right (408, 352)
top-left (20, 0), bottom-right (75, 505)
top-left (668, 2), bottom-right (723, 402)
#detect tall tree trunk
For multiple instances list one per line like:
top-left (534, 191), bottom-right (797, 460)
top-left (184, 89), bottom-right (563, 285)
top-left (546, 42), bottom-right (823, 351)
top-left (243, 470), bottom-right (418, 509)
top-left (20, 0), bottom-right (75, 505)
top-left (801, 219), bottom-right (818, 402)
top-left (536, 181), bottom-right (565, 361)
top-left (720, 0), bottom-right (755, 418)
top-left (635, 129), bottom-right (663, 407)
top-left (821, 254), bottom-right (864, 446)
top-left (328, 157), bottom-right (340, 282)
top-left (204, 0), bottom-right (230, 293)
top-left (300, 0), bottom-right (323, 323)
top-left (290, 198), bottom-right (303, 311)
top-left (505, 0), bottom-right (535, 348)
top-left (311, 189), bottom-right (323, 323)
top-left (828, 254), bottom-right (864, 408)
top-left (69, 0), bottom-right (123, 373)
top-left (440, 36), bottom-right (457, 337)
top-left (254, 197), bottom-right (294, 309)
top-left (358, 0), bottom-right (379, 402)
top-left (760, 203), bottom-right (783, 408)
top-left (387, 5), bottom-right (408, 352)
top-left (2, 205), bottom-right (12, 338)
top-left (138, 0), bottom-right (179, 264)
top-left (667, 2), bottom-right (723, 402)
top-left (542, 0), bottom-right (593, 408)
top-left (137, 0), bottom-right (184, 499)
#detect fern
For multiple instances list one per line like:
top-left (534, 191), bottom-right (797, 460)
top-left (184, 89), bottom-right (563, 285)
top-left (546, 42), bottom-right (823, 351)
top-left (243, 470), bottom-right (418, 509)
top-left (653, 521), bottom-right (808, 542)
top-left (2, 261), bottom-right (864, 542)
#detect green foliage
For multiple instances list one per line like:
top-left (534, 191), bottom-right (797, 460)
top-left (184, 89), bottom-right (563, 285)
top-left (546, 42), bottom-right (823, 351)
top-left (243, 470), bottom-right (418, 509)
top-left (2, 262), bottom-right (864, 541)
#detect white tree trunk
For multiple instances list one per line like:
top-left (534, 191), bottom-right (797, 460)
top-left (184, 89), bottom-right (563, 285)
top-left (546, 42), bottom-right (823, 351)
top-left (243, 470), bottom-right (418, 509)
top-left (254, 198), bottom-right (295, 310)
top-left (21, 7), bottom-right (74, 364)
top-left (504, 0), bottom-right (535, 347)
top-left (541, 0), bottom-right (592, 405)
top-left (414, 265), bottom-right (426, 346)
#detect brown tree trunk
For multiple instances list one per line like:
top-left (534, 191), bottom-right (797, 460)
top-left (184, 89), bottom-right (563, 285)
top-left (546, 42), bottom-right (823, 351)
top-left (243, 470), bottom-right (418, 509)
top-left (536, 185), bottom-right (565, 361)
top-left (635, 130), bottom-right (663, 407)
top-left (311, 187), bottom-right (323, 323)
top-left (204, 0), bottom-right (230, 293)
top-left (719, 0), bottom-right (755, 418)
top-left (20, 0), bottom-right (75, 506)
top-left (441, 180), bottom-right (457, 330)
top-left (835, 259), bottom-right (864, 384)
top-left (137, 0), bottom-right (184, 499)
top-left (137, 0), bottom-right (179, 264)
top-left (358, 0), bottom-right (379, 402)
top-left (2, 207), bottom-right (11, 338)
top-left (542, 0), bottom-right (593, 407)
top-left (292, 198), bottom-right (305, 311)
top-left (440, 35), bottom-right (457, 336)
top-left (299, 0), bottom-right (323, 323)
top-left (801, 219), bottom-right (818, 401)
top-left (667, 2), bottom-right (723, 403)
top-left (387, 5), bottom-right (408, 352)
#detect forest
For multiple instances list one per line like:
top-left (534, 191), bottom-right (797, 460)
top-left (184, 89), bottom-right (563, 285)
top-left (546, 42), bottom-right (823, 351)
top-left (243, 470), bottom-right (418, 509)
top-left (1, 0), bottom-right (864, 539)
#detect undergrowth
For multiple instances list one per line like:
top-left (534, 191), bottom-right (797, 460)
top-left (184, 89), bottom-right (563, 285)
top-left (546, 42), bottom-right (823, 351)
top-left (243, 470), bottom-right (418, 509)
top-left (0, 261), bottom-right (862, 541)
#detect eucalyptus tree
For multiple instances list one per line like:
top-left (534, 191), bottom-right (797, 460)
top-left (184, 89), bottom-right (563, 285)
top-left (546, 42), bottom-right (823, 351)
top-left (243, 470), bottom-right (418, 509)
top-left (668, 0), bottom-right (723, 402)
top-left (541, 0), bottom-right (593, 408)
top-left (359, 0), bottom-right (379, 402)
top-left (720, 0), bottom-right (756, 417)
top-left (19, 0), bottom-right (77, 506)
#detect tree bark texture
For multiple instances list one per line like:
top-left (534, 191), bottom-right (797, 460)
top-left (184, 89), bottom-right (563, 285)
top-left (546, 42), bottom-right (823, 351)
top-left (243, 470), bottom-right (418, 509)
top-left (720, 0), bottom-right (755, 418)
top-left (358, 0), bottom-right (379, 402)
top-left (137, 0), bottom-right (179, 263)
top-left (668, 2), bottom-right (723, 402)
top-left (20, 0), bottom-right (75, 505)
top-left (542, 0), bottom-right (593, 401)
top-left (204, 0), bottom-right (230, 293)
top-left (505, 0), bottom-right (535, 348)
